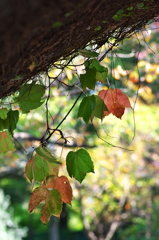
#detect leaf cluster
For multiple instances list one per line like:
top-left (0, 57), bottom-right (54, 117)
top-left (0, 48), bottom-right (132, 224)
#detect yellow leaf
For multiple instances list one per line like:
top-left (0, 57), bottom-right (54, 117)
top-left (137, 60), bottom-right (146, 68)
top-left (145, 74), bottom-right (155, 83)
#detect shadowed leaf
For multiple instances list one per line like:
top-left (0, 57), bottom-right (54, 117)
top-left (77, 95), bottom-right (95, 124)
top-left (0, 110), bottom-right (19, 133)
top-left (80, 67), bottom-right (97, 90)
top-left (17, 82), bottom-right (45, 113)
top-left (91, 95), bottom-right (108, 120)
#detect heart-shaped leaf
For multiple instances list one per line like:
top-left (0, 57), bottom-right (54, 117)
top-left (66, 149), bottom-right (94, 183)
top-left (77, 95), bottom-right (95, 124)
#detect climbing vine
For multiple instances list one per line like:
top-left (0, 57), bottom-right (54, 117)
top-left (0, 46), bottom-right (135, 223)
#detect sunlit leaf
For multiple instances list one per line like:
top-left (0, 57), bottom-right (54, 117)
top-left (66, 149), bottom-right (94, 183)
top-left (145, 73), bottom-right (155, 83)
top-left (91, 95), bottom-right (108, 120)
top-left (25, 154), bottom-right (59, 182)
top-left (0, 130), bottom-right (15, 153)
top-left (28, 187), bottom-right (62, 224)
top-left (96, 71), bottom-right (108, 83)
top-left (44, 176), bottom-right (73, 205)
top-left (0, 108), bottom-right (9, 120)
top-left (77, 95), bottom-right (95, 124)
top-left (35, 146), bottom-right (59, 163)
top-left (98, 88), bottom-right (132, 119)
top-left (17, 82), bottom-right (45, 113)
top-left (78, 49), bottom-right (98, 58)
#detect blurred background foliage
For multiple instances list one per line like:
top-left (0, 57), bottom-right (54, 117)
top-left (1, 21), bottom-right (159, 240)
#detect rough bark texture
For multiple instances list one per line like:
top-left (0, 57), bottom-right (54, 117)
top-left (0, 0), bottom-right (159, 99)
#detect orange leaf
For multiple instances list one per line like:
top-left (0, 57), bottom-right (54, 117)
top-left (98, 88), bottom-right (132, 119)
top-left (44, 176), bottom-right (73, 205)
top-left (111, 102), bottom-right (125, 118)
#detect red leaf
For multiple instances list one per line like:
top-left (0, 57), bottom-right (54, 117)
top-left (44, 176), bottom-right (73, 205)
top-left (28, 187), bottom-right (47, 213)
top-left (98, 88), bottom-right (132, 119)
top-left (28, 187), bottom-right (62, 224)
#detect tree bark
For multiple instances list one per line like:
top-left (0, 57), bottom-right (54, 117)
top-left (0, 0), bottom-right (159, 98)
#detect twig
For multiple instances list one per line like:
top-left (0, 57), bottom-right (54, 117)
top-left (43, 92), bottom-right (83, 143)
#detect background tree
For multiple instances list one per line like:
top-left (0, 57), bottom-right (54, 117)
top-left (1, 0), bottom-right (159, 238)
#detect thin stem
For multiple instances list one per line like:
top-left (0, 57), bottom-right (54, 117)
top-left (43, 92), bottom-right (83, 143)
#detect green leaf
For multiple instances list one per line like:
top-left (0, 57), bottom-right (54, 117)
top-left (0, 108), bottom-right (9, 120)
top-left (0, 110), bottom-right (19, 133)
top-left (91, 95), bottom-right (108, 120)
top-left (126, 11), bottom-right (134, 17)
top-left (113, 9), bottom-right (125, 20)
top-left (127, 6), bottom-right (134, 10)
top-left (84, 59), bottom-right (108, 83)
top-left (102, 20), bottom-right (108, 23)
top-left (52, 21), bottom-right (62, 28)
top-left (113, 14), bottom-right (124, 21)
top-left (80, 67), bottom-right (97, 90)
top-left (77, 95), bottom-right (96, 124)
top-left (0, 130), bottom-right (15, 153)
top-left (96, 71), bottom-right (108, 83)
top-left (40, 189), bottom-right (62, 222)
top-left (7, 110), bottom-right (19, 132)
top-left (85, 59), bottom-right (108, 73)
top-left (94, 26), bottom-right (101, 31)
top-left (78, 49), bottom-right (99, 58)
top-left (25, 153), bottom-right (59, 182)
top-left (116, 9), bottom-right (124, 15)
top-left (80, 59), bottom-right (108, 89)
top-left (66, 148), bottom-right (94, 183)
top-left (35, 146), bottom-right (60, 164)
top-left (137, 2), bottom-right (144, 8)
top-left (17, 82), bottom-right (45, 113)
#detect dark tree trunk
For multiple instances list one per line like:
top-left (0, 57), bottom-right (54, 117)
top-left (49, 216), bottom-right (59, 240)
top-left (0, 0), bottom-right (159, 98)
